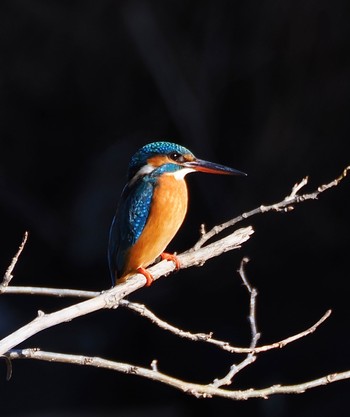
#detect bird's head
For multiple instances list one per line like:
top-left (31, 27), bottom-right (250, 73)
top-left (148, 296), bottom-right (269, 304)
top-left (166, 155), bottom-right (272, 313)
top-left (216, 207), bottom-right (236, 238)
top-left (127, 141), bottom-right (246, 184)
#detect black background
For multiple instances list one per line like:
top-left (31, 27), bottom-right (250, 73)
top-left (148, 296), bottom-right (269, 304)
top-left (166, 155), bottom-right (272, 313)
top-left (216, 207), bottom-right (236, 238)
top-left (0, 1), bottom-right (349, 416)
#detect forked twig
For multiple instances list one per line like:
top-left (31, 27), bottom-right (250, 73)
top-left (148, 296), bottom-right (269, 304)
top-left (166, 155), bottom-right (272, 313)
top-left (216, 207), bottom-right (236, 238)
top-left (210, 257), bottom-right (259, 388)
top-left (193, 166), bottom-right (350, 249)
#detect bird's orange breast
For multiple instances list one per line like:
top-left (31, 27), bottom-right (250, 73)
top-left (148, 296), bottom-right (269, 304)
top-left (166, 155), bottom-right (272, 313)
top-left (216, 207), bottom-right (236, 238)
top-left (121, 174), bottom-right (188, 278)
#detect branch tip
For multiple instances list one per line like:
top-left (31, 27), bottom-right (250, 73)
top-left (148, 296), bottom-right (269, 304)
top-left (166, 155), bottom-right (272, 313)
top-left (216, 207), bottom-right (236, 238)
top-left (1, 231), bottom-right (29, 289)
top-left (151, 359), bottom-right (158, 372)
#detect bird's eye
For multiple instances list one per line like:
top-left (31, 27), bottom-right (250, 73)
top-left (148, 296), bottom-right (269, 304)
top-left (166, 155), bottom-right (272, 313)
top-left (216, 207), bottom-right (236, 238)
top-left (169, 152), bottom-right (184, 162)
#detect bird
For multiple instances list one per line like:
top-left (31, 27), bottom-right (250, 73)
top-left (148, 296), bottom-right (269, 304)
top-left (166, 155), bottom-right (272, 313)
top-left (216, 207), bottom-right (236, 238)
top-left (108, 141), bottom-right (246, 287)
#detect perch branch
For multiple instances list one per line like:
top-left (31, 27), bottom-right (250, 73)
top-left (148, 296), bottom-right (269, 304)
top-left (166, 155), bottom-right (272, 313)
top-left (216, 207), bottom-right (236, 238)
top-left (0, 226), bottom-right (253, 355)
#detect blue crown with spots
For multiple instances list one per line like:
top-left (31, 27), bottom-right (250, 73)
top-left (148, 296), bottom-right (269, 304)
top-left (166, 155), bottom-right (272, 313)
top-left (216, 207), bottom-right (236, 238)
top-left (128, 141), bottom-right (193, 179)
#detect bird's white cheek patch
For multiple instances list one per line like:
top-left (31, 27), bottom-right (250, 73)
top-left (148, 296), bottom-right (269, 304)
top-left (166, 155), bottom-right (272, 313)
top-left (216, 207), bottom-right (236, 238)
top-left (129, 163), bottom-right (155, 185)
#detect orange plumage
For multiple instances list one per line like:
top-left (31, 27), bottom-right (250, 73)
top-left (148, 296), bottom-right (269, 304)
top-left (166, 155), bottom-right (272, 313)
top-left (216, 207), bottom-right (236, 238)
top-left (116, 174), bottom-right (188, 283)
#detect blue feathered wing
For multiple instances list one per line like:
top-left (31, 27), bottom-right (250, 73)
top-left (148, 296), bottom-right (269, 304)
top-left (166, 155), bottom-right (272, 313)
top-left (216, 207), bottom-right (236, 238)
top-left (108, 179), bottom-right (154, 284)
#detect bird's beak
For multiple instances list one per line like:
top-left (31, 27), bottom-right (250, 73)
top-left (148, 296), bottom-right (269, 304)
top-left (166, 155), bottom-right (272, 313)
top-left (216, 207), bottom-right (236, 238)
top-left (183, 158), bottom-right (247, 176)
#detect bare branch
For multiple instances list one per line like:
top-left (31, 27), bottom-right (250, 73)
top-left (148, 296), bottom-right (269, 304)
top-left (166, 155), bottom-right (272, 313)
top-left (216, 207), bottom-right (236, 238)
top-left (1, 231), bottom-right (28, 290)
top-left (0, 226), bottom-right (253, 356)
top-left (237, 257), bottom-right (260, 348)
top-left (120, 299), bottom-right (332, 354)
top-left (288, 176), bottom-right (309, 198)
top-left (2, 286), bottom-right (100, 298)
top-left (252, 309), bottom-right (332, 353)
top-left (1, 167), bottom-right (349, 400)
top-left (210, 353), bottom-right (256, 389)
top-left (7, 349), bottom-right (350, 399)
top-left (210, 257), bottom-right (259, 388)
top-left (193, 166), bottom-right (350, 249)
top-left (1, 285), bottom-right (333, 355)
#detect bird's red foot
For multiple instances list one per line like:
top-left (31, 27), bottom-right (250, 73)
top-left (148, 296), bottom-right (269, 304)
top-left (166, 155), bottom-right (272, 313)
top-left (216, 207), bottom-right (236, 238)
top-left (137, 267), bottom-right (154, 287)
top-left (160, 252), bottom-right (181, 270)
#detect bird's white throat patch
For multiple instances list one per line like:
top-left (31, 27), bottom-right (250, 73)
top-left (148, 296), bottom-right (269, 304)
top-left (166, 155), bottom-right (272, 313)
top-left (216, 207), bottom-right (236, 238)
top-left (167, 167), bottom-right (195, 180)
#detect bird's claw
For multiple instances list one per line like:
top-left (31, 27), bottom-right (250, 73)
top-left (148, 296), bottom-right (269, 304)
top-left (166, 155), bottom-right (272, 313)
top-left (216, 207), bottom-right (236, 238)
top-left (160, 252), bottom-right (181, 270)
top-left (137, 267), bottom-right (154, 287)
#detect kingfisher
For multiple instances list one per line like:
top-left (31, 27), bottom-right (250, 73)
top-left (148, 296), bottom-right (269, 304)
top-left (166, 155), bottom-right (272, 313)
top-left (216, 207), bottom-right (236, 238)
top-left (108, 141), bottom-right (246, 287)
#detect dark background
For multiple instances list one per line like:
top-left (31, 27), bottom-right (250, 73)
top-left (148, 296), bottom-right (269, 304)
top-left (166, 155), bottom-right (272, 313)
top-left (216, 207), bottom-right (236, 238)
top-left (0, 1), bottom-right (349, 416)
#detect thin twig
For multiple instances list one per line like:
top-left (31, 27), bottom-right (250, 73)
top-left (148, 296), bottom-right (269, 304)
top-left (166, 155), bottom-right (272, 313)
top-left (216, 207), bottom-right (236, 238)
top-left (210, 354), bottom-right (257, 388)
top-left (238, 257), bottom-right (260, 347)
top-left (120, 299), bottom-right (331, 354)
top-left (1, 231), bottom-right (28, 290)
top-left (210, 257), bottom-right (260, 388)
top-left (252, 309), bottom-right (332, 352)
top-left (2, 286), bottom-right (101, 298)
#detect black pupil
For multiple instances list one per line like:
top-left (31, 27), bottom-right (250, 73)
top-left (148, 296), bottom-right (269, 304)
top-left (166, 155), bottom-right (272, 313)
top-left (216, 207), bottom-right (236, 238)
top-left (170, 152), bottom-right (181, 160)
